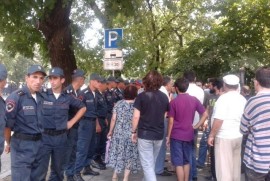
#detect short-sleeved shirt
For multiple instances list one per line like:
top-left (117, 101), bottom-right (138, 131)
top-left (41, 89), bottom-right (85, 130)
top-left (204, 94), bottom-right (219, 126)
top-left (212, 91), bottom-right (246, 139)
top-left (168, 93), bottom-right (205, 141)
top-left (134, 90), bottom-right (169, 140)
top-left (5, 86), bottom-right (44, 134)
top-left (241, 92), bottom-right (270, 173)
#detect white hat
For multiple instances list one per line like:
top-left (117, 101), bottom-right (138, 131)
top-left (223, 74), bottom-right (239, 85)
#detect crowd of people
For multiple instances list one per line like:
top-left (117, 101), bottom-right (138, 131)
top-left (0, 63), bottom-right (270, 181)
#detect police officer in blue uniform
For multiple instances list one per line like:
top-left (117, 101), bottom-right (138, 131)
top-left (114, 77), bottom-right (125, 103)
top-left (104, 76), bottom-right (117, 125)
top-left (91, 76), bottom-right (107, 170)
top-left (0, 63), bottom-right (7, 172)
top-left (4, 65), bottom-right (46, 181)
top-left (73, 73), bottom-right (101, 181)
top-left (64, 69), bottom-right (86, 181)
top-left (38, 67), bottom-right (86, 181)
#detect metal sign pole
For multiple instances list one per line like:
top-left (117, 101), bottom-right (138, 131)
top-left (112, 70), bottom-right (115, 77)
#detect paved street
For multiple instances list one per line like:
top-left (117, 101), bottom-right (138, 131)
top-left (0, 132), bottom-right (245, 181)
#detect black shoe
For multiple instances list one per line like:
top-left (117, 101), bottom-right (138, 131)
top-left (156, 171), bottom-right (172, 176)
top-left (82, 166), bottom-right (100, 176)
top-left (91, 160), bottom-right (106, 170)
top-left (73, 173), bottom-right (85, 181)
top-left (193, 177), bottom-right (198, 181)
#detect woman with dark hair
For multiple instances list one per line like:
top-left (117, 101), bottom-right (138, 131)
top-left (107, 85), bottom-right (141, 181)
top-left (131, 70), bottom-right (170, 181)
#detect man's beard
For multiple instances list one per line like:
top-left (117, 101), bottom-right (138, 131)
top-left (210, 89), bottom-right (216, 94)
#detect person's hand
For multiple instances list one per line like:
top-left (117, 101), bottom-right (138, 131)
top-left (131, 133), bottom-right (137, 143)
top-left (166, 137), bottom-right (170, 148)
top-left (203, 122), bottom-right (208, 131)
top-left (208, 136), bottom-right (214, 146)
top-left (5, 144), bottom-right (10, 153)
top-left (67, 121), bottom-right (73, 130)
top-left (107, 131), bottom-right (113, 139)
top-left (96, 122), bottom-right (101, 133)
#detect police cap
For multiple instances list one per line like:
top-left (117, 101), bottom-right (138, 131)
top-left (49, 67), bottom-right (64, 77)
top-left (27, 65), bottom-right (46, 76)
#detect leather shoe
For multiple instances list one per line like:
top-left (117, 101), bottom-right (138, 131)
top-left (156, 171), bottom-right (172, 176)
top-left (91, 160), bottom-right (106, 170)
top-left (82, 166), bottom-right (100, 176)
top-left (73, 173), bottom-right (85, 181)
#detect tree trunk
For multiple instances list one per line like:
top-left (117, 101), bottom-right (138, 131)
top-left (37, 0), bottom-right (76, 86)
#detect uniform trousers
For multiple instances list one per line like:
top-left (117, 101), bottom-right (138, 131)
top-left (215, 137), bottom-right (242, 181)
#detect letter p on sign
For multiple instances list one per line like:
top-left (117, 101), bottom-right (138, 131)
top-left (104, 29), bottom-right (123, 49)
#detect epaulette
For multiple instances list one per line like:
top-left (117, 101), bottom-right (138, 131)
top-left (80, 88), bottom-right (88, 94)
top-left (66, 89), bottom-right (73, 94)
top-left (16, 90), bottom-right (25, 96)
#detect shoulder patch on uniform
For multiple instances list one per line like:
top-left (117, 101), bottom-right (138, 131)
top-left (6, 101), bottom-right (15, 112)
top-left (84, 90), bottom-right (89, 94)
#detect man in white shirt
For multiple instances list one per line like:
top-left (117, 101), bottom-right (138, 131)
top-left (155, 76), bottom-right (173, 176)
top-left (208, 74), bottom-right (246, 181)
top-left (184, 71), bottom-right (204, 180)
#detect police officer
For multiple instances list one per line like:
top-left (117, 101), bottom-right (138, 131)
top-left (92, 76), bottom-right (107, 170)
top-left (0, 63), bottom-right (7, 172)
top-left (64, 69), bottom-right (86, 181)
top-left (4, 65), bottom-right (46, 181)
top-left (114, 77), bottom-right (125, 103)
top-left (104, 76), bottom-right (117, 125)
top-left (73, 73), bottom-right (101, 181)
top-left (38, 67), bottom-right (86, 181)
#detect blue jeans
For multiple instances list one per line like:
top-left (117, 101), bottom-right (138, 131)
top-left (65, 127), bottom-right (78, 176)
top-left (11, 137), bottom-right (43, 181)
top-left (189, 130), bottom-right (198, 181)
top-left (36, 133), bottom-right (68, 181)
top-left (138, 138), bottom-right (162, 181)
top-left (75, 118), bottom-right (96, 173)
top-left (155, 119), bottom-right (168, 174)
top-left (197, 128), bottom-right (210, 167)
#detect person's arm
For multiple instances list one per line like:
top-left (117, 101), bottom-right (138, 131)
top-left (166, 116), bottom-right (174, 146)
top-left (4, 127), bottom-right (11, 153)
top-left (193, 110), bottom-right (209, 129)
top-left (67, 107), bottom-right (86, 129)
top-left (107, 112), bottom-right (116, 138)
top-left (207, 118), bottom-right (223, 146)
top-left (131, 108), bottom-right (140, 143)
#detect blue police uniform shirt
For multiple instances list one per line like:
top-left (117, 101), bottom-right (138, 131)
top-left (64, 84), bottom-right (81, 120)
top-left (96, 91), bottom-right (107, 119)
top-left (5, 86), bottom-right (44, 134)
top-left (114, 88), bottom-right (124, 103)
top-left (104, 88), bottom-right (116, 114)
top-left (41, 88), bottom-right (85, 130)
top-left (78, 87), bottom-right (97, 119)
top-left (0, 96), bottom-right (5, 155)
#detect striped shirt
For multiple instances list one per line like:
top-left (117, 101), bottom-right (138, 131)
top-left (240, 92), bottom-right (270, 173)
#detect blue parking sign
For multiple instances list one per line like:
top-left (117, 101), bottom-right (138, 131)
top-left (104, 28), bottom-right (123, 49)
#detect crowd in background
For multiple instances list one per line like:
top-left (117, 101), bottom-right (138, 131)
top-left (0, 63), bottom-right (270, 181)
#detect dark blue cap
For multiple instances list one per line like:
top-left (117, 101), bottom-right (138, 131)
top-left (124, 80), bottom-right (129, 85)
top-left (90, 73), bottom-right (102, 81)
top-left (0, 63), bottom-right (7, 80)
top-left (27, 65), bottom-right (46, 76)
top-left (116, 77), bottom-right (124, 83)
top-left (72, 69), bottom-right (85, 78)
top-left (107, 76), bottom-right (116, 82)
top-left (49, 67), bottom-right (64, 77)
top-left (100, 76), bottom-right (107, 84)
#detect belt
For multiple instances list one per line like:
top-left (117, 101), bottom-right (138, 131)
top-left (83, 117), bottom-right (96, 121)
top-left (13, 133), bottom-right (42, 141)
top-left (43, 129), bottom-right (67, 136)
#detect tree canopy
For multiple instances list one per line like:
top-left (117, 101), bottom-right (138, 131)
top-left (0, 0), bottom-right (269, 84)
